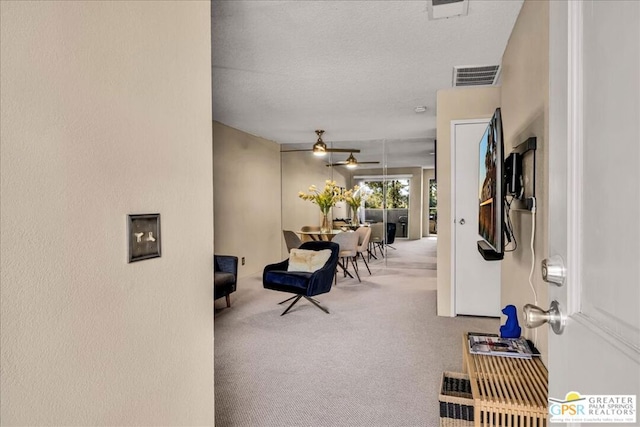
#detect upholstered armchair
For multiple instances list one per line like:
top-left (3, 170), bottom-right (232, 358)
top-left (214, 255), bottom-right (238, 307)
top-left (263, 241), bottom-right (339, 315)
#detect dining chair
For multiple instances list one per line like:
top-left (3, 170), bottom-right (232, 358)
top-left (386, 222), bottom-right (397, 250)
top-left (369, 222), bottom-right (385, 260)
top-left (331, 231), bottom-right (360, 282)
top-left (300, 225), bottom-right (321, 242)
top-left (354, 226), bottom-right (372, 275)
top-left (283, 230), bottom-right (303, 252)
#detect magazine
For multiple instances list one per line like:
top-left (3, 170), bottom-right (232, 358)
top-left (468, 334), bottom-right (536, 359)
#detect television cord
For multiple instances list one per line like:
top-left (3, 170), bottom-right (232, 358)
top-left (504, 194), bottom-right (538, 348)
top-left (503, 196), bottom-right (518, 252)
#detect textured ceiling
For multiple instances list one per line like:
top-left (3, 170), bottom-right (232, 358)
top-left (212, 0), bottom-right (523, 168)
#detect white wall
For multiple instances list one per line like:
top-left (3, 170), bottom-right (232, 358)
top-left (0, 2), bottom-right (214, 425)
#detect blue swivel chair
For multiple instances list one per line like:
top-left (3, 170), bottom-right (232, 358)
top-left (263, 241), bottom-right (339, 316)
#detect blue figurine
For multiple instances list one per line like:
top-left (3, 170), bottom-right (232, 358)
top-left (500, 304), bottom-right (521, 338)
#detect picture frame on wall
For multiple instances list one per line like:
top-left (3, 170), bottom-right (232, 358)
top-left (128, 213), bottom-right (161, 263)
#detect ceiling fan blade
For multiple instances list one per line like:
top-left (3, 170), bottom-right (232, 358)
top-left (281, 148), bottom-right (361, 153)
top-left (326, 161), bottom-right (380, 167)
top-left (284, 131), bottom-right (362, 154)
top-left (326, 148), bottom-right (360, 153)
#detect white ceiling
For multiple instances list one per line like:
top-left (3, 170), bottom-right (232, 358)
top-left (211, 0), bottom-right (523, 169)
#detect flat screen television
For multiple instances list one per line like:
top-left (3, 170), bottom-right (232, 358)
top-left (477, 108), bottom-right (504, 261)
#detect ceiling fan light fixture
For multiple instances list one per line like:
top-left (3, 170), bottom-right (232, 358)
top-left (345, 153), bottom-right (358, 169)
top-left (313, 141), bottom-right (327, 156)
top-left (313, 129), bottom-right (327, 156)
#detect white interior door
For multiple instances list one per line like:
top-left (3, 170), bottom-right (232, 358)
top-left (547, 0), bottom-right (640, 421)
top-left (452, 119), bottom-right (501, 317)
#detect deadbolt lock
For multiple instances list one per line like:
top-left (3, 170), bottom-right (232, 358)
top-left (541, 255), bottom-right (566, 287)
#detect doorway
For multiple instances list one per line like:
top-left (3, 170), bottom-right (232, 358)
top-left (451, 119), bottom-right (500, 317)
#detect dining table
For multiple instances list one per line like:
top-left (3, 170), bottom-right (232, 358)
top-left (296, 229), bottom-right (343, 241)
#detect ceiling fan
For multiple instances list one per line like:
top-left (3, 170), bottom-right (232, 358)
top-left (326, 152), bottom-right (380, 169)
top-left (281, 130), bottom-right (360, 156)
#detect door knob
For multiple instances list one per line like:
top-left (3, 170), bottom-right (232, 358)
top-left (459, 218), bottom-right (465, 225)
top-left (541, 255), bottom-right (565, 286)
top-left (523, 300), bottom-right (565, 335)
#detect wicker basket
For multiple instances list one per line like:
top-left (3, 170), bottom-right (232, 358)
top-left (439, 371), bottom-right (474, 427)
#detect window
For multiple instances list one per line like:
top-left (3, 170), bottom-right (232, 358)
top-left (429, 179), bottom-right (437, 234)
top-left (359, 179), bottom-right (410, 237)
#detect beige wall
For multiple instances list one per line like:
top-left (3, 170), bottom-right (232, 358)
top-left (500, 0), bottom-right (550, 363)
top-left (436, 87), bottom-right (502, 316)
top-left (213, 122), bottom-right (282, 276)
top-left (0, 2), bottom-right (214, 425)
top-left (422, 169), bottom-right (435, 237)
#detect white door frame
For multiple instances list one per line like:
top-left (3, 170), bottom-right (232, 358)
top-left (450, 118), bottom-right (491, 316)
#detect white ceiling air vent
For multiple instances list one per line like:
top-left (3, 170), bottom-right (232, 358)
top-left (452, 65), bottom-right (501, 87)
top-left (427, 0), bottom-right (469, 20)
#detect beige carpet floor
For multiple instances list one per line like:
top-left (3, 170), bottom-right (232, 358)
top-left (214, 237), bottom-right (499, 426)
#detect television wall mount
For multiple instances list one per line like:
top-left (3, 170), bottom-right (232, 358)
top-left (511, 137), bottom-right (536, 211)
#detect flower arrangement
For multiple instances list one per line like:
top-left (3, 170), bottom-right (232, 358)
top-left (343, 185), bottom-right (368, 224)
top-left (343, 185), bottom-right (365, 212)
top-left (298, 180), bottom-right (344, 215)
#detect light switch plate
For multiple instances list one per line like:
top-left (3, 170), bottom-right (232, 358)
top-left (128, 213), bottom-right (161, 263)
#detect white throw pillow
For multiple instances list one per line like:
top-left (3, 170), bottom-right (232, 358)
top-left (287, 249), bottom-right (332, 273)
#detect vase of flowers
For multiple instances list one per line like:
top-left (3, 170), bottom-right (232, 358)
top-left (344, 185), bottom-right (367, 226)
top-left (298, 180), bottom-right (344, 233)
top-left (320, 213), bottom-right (331, 234)
top-left (351, 207), bottom-right (359, 226)
top-left (299, 180), bottom-right (344, 233)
